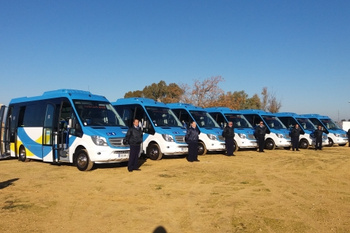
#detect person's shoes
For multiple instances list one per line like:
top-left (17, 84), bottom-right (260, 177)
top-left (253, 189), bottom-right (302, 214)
top-left (296, 149), bottom-right (300, 151)
top-left (128, 170), bottom-right (133, 172)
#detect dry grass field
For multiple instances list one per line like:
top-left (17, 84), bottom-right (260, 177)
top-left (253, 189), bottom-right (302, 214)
top-left (1, 146), bottom-right (350, 233)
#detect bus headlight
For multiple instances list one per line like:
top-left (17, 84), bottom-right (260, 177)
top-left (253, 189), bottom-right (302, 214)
top-left (162, 134), bottom-right (174, 142)
top-left (276, 133), bottom-right (284, 138)
top-left (334, 133), bottom-right (340, 137)
top-left (207, 134), bottom-right (217, 140)
top-left (91, 136), bottom-right (108, 146)
top-left (238, 133), bottom-right (246, 139)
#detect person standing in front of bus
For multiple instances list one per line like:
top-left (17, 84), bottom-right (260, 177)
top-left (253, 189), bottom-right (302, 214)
top-left (185, 121), bottom-right (200, 162)
top-left (222, 121), bottom-right (235, 156)
top-left (314, 125), bottom-right (323, 150)
top-left (255, 121), bottom-right (267, 153)
top-left (290, 124), bottom-right (302, 151)
top-left (347, 128), bottom-right (350, 147)
top-left (125, 119), bottom-right (143, 172)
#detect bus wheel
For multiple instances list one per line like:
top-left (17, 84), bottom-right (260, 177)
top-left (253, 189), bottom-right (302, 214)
top-left (76, 149), bottom-right (94, 171)
top-left (198, 141), bottom-right (207, 155)
top-left (328, 138), bottom-right (334, 147)
top-left (233, 140), bottom-right (238, 152)
top-left (299, 139), bottom-right (309, 149)
top-left (147, 143), bottom-right (163, 160)
top-left (18, 147), bottom-right (30, 162)
top-left (265, 139), bottom-right (275, 150)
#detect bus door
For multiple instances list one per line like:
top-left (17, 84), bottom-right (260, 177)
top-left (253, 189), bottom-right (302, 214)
top-left (0, 105), bottom-right (10, 158)
top-left (52, 101), bottom-right (73, 162)
top-left (42, 103), bottom-right (56, 162)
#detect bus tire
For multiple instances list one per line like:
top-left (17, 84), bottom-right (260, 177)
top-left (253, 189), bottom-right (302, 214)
top-left (299, 139), bottom-right (309, 149)
top-left (198, 141), bottom-right (207, 155)
top-left (265, 139), bottom-right (275, 150)
top-left (76, 149), bottom-right (94, 171)
top-left (147, 143), bottom-right (163, 160)
top-left (18, 146), bottom-right (30, 162)
top-left (328, 138), bottom-right (334, 147)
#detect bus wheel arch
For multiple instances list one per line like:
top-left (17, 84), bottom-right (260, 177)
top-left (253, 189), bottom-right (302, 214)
top-left (299, 139), bottom-right (309, 149)
top-left (147, 142), bottom-right (163, 160)
top-left (198, 141), bottom-right (207, 155)
top-left (18, 146), bottom-right (30, 162)
top-left (328, 138), bottom-right (334, 147)
top-left (265, 138), bottom-right (275, 150)
top-left (74, 148), bottom-right (94, 171)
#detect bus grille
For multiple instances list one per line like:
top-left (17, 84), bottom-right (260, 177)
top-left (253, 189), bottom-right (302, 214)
top-left (247, 134), bottom-right (256, 140)
top-left (175, 135), bottom-right (186, 143)
top-left (218, 135), bottom-right (225, 141)
top-left (109, 137), bottom-right (128, 147)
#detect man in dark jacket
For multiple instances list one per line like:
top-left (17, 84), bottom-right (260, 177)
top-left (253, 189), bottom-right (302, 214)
top-left (125, 119), bottom-right (143, 172)
top-left (222, 121), bottom-right (235, 156)
top-left (185, 121), bottom-right (200, 162)
top-left (314, 125), bottom-right (323, 150)
top-left (290, 124), bottom-right (302, 151)
top-left (255, 121), bottom-right (267, 153)
top-left (347, 129), bottom-right (350, 147)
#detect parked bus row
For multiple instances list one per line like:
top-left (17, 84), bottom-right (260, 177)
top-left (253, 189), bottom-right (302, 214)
top-left (0, 89), bottom-right (348, 171)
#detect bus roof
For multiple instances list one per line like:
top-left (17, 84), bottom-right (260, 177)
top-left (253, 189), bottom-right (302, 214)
top-left (274, 112), bottom-right (309, 119)
top-left (301, 114), bottom-right (331, 119)
top-left (206, 107), bottom-right (241, 114)
top-left (113, 98), bottom-right (168, 108)
top-left (239, 109), bottom-right (275, 116)
top-left (167, 103), bottom-right (206, 111)
top-left (9, 89), bottom-right (109, 104)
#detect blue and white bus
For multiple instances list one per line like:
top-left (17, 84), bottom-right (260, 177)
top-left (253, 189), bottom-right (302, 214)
top-left (301, 114), bottom-right (348, 147)
top-left (112, 98), bottom-right (188, 160)
top-left (167, 103), bottom-right (225, 155)
top-left (206, 107), bottom-right (257, 151)
top-left (275, 112), bottom-right (329, 149)
top-left (240, 109), bottom-right (291, 150)
top-left (0, 89), bottom-right (129, 171)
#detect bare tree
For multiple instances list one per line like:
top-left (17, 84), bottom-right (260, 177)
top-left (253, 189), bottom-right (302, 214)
top-left (260, 87), bottom-right (282, 112)
top-left (180, 76), bottom-right (225, 107)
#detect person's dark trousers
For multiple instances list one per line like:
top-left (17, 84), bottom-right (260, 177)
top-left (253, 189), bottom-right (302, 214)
top-left (257, 136), bottom-right (265, 152)
top-left (292, 137), bottom-right (299, 150)
top-left (187, 142), bottom-right (198, 161)
top-left (315, 139), bottom-right (322, 150)
top-left (128, 145), bottom-right (140, 171)
top-left (225, 137), bottom-right (234, 155)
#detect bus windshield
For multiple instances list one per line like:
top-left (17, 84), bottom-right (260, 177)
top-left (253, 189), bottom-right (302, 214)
top-left (145, 107), bottom-right (182, 127)
top-left (190, 110), bottom-right (220, 128)
top-left (224, 114), bottom-right (252, 129)
top-left (262, 115), bottom-right (286, 130)
top-left (74, 100), bottom-right (126, 127)
top-left (320, 118), bottom-right (341, 130)
top-left (296, 118), bottom-right (316, 131)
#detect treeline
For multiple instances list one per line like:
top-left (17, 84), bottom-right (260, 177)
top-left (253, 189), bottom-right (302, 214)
top-left (124, 76), bottom-right (282, 113)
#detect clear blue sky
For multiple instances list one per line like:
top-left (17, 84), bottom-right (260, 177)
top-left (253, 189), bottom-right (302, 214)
top-left (1, 0), bottom-right (349, 121)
